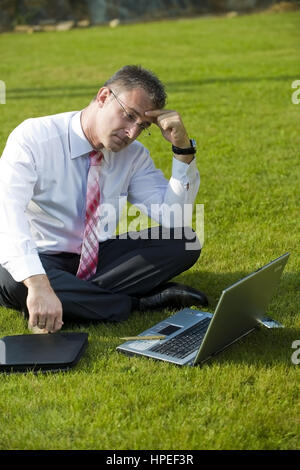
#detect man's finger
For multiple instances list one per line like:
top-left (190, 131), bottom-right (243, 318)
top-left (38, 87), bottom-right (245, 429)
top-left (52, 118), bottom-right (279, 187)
top-left (44, 315), bottom-right (55, 333)
top-left (28, 322), bottom-right (49, 334)
top-left (144, 109), bottom-right (174, 119)
top-left (28, 311), bottom-right (39, 327)
top-left (52, 317), bottom-right (64, 333)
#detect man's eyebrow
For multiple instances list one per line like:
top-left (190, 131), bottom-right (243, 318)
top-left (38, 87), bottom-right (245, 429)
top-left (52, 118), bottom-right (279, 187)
top-left (127, 104), bottom-right (140, 116)
top-left (116, 91), bottom-right (152, 124)
top-left (128, 106), bottom-right (144, 119)
top-left (129, 106), bottom-right (152, 125)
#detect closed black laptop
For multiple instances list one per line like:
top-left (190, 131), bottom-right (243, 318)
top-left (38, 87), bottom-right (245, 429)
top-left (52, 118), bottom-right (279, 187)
top-left (0, 332), bottom-right (88, 373)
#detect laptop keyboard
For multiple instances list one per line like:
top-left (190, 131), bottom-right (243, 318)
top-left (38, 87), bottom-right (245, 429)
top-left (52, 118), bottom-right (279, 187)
top-left (149, 317), bottom-right (211, 359)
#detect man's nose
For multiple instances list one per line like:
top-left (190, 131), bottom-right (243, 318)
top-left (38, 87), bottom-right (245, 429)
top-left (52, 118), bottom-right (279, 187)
top-left (125, 124), bottom-right (140, 139)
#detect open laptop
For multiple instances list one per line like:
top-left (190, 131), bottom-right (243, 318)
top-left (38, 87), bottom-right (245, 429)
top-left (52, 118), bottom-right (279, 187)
top-left (117, 253), bottom-right (290, 366)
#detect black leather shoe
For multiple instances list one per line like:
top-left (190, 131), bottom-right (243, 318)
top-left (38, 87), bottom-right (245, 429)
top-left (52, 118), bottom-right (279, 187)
top-left (138, 282), bottom-right (208, 311)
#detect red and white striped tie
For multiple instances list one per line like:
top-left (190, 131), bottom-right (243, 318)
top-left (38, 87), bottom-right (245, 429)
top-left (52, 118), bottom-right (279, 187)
top-left (76, 150), bottom-right (103, 280)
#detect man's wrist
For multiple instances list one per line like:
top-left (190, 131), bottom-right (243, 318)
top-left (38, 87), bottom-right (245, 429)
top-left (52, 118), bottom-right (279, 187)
top-left (23, 274), bottom-right (51, 289)
top-left (172, 139), bottom-right (196, 155)
top-left (172, 137), bottom-right (191, 149)
top-left (172, 138), bottom-right (196, 164)
top-left (173, 154), bottom-right (195, 164)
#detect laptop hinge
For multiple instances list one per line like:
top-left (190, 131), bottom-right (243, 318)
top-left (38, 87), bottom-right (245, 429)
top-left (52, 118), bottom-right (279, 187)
top-left (257, 316), bottom-right (284, 328)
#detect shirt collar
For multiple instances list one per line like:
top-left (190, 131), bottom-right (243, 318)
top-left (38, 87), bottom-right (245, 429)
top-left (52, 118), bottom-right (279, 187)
top-left (69, 111), bottom-right (93, 159)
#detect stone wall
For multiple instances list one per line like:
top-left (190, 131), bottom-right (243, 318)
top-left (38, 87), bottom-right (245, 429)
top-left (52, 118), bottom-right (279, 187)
top-left (0, 0), bottom-right (297, 31)
top-left (88, 0), bottom-right (269, 23)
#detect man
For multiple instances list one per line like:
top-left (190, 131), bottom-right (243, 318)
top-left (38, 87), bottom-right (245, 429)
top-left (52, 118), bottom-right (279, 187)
top-left (0, 65), bottom-right (207, 334)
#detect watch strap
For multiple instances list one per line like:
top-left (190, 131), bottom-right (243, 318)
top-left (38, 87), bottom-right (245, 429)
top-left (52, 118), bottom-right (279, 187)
top-left (172, 139), bottom-right (196, 155)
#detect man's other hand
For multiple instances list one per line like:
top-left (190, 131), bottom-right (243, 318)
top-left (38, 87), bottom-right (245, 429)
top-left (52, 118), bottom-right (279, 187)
top-left (23, 275), bottom-right (63, 333)
top-left (144, 109), bottom-right (194, 164)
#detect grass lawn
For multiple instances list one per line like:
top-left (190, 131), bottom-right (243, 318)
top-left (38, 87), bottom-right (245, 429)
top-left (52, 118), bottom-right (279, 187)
top-left (0, 10), bottom-right (299, 450)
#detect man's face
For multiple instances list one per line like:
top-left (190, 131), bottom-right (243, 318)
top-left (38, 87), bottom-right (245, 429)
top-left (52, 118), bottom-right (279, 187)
top-left (91, 87), bottom-right (155, 152)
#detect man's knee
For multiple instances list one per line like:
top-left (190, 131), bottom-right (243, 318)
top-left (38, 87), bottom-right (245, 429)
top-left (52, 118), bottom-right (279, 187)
top-left (174, 226), bottom-right (201, 267)
top-left (156, 226), bottom-right (201, 272)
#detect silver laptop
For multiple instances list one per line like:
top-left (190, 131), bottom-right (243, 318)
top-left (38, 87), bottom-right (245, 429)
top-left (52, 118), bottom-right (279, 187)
top-left (117, 253), bottom-right (290, 366)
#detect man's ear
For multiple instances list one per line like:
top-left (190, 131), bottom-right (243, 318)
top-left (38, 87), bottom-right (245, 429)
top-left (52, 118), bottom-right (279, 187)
top-left (96, 87), bottom-right (110, 108)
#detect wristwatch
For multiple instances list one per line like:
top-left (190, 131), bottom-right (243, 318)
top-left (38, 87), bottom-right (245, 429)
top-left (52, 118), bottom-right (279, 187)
top-left (172, 139), bottom-right (196, 155)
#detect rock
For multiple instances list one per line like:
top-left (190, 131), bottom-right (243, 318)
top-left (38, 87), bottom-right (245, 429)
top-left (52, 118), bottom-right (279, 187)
top-left (42, 24), bottom-right (56, 32)
top-left (14, 24), bottom-right (32, 33)
top-left (32, 25), bottom-right (43, 32)
top-left (77, 19), bottom-right (90, 28)
top-left (109, 18), bottom-right (120, 28)
top-left (56, 20), bottom-right (75, 31)
top-left (267, 1), bottom-right (300, 13)
top-left (226, 11), bottom-right (238, 18)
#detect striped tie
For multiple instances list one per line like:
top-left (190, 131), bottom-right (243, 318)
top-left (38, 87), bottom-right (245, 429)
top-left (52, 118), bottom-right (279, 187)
top-left (76, 150), bottom-right (103, 280)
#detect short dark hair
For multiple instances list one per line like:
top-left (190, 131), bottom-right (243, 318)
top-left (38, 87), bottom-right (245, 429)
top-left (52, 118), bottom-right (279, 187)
top-left (103, 65), bottom-right (167, 109)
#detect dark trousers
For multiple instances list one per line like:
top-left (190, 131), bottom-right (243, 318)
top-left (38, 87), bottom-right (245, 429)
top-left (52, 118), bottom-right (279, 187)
top-left (0, 226), bottom-right (201, 323)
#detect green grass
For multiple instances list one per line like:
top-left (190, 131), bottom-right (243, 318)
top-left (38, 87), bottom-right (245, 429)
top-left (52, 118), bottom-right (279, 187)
top-left (0, 11), bottom-right (300, 450)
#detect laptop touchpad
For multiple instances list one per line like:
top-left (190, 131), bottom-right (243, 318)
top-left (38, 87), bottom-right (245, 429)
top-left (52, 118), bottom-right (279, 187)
top-left (158, 325), bottom-right (182, 336)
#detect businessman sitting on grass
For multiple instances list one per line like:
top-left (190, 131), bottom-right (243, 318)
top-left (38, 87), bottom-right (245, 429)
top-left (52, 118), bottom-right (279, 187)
top-left (0, 65), bottom-right (207, 334)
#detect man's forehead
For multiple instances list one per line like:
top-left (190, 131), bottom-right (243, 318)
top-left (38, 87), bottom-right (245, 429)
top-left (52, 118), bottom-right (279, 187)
top-left (118, 88), bottom-right (156, 118)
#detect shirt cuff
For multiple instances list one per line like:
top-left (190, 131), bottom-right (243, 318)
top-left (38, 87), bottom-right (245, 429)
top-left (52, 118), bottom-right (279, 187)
top-left (4, 254), bottom-right (46, 282)
top-left (171, 156), bottom-right (198, 185)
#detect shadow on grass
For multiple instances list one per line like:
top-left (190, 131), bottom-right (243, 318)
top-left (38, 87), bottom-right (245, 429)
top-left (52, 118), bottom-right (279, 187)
top-left (176, 269), bottom-right (297, 306)
top-left (201, 325), bottom-right (300, 368)
top-left (6, 75), bottom-right (296, 100)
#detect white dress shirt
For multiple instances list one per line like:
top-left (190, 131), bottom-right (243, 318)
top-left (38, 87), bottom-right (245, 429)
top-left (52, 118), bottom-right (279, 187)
top-left (0, 111), bottom-right (200, 282)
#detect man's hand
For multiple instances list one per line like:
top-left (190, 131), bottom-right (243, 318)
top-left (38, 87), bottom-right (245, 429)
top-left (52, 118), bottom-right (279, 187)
top-left (145, 109), bottom-right (194, 163)
top-left (23, 275), bottom-right (63, 333)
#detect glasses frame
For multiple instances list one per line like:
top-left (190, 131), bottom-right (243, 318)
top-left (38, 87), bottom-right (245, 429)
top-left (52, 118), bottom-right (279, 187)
top-left (109, 88), bottom-right (151, 136)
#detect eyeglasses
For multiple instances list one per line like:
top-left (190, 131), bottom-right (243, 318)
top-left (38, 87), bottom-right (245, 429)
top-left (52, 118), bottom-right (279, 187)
top-left (109, 88), bottom-right (151, 136)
